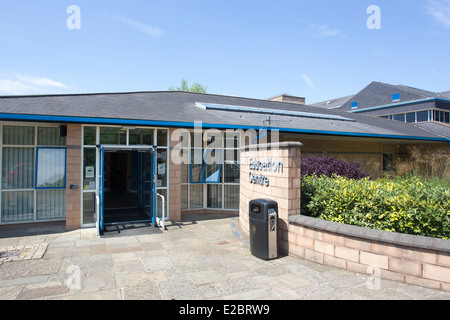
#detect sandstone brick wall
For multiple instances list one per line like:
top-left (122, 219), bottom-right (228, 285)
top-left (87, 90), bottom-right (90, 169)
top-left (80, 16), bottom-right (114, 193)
top-left (239, 142), bottom-right (303, 236)
top-left (65, 124), bottom-right (82, 231)
top-left (284, 215), bottom-right (450, 292)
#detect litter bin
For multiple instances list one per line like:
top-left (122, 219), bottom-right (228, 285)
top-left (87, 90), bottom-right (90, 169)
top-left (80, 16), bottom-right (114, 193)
top-left (249, 199), bottom-right (278, 260)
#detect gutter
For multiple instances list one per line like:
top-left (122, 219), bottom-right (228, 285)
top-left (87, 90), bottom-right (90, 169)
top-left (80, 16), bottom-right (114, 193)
top-left (0, 113), bottom-right (448, 144)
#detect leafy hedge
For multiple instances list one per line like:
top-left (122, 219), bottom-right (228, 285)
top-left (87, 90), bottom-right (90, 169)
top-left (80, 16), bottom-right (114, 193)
top-left (301, 175), bottom-right (450, 239)
top-left (301, 154), bottom-right (369, 179)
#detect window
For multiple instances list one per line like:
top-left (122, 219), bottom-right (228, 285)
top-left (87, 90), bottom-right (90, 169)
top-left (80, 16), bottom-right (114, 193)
top-left (35, 148), bottom-right (66, 189)
top-left (417, 111), bottom-right (428, 122)
top-left (181, 129), bottom-right (240, 211)
top-left (392, 93), bottom-right (401, 102)
top-left (394, 114), bottom-right (405, 122)
top-left (129, 128), bottom-right (154, 145)
top-left (204, 150), bottom-right (222, 183)
top-left (351, 101), bottom-right (358, 109)
top-left (100, 127), bottom-right (126, 145)
top-left (406, 112), bottom-right (416, 123)
top-left (37, 127), bottom-right (66, 146)
top-left (383, 154), bottom-right (395, 172)
top-left (1, 125), bottom-right (66, 224)
top-left (190, 149), bottom-right (222, 184)
top-left (207, 184), bottom-right (222, 209)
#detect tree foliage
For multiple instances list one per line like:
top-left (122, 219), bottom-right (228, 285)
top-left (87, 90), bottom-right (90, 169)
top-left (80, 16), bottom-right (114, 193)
top-left (168, 78), bottom-right (208, 93)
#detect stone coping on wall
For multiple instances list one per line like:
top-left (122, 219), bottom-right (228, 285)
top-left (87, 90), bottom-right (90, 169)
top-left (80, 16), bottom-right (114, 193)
top-left (289, 214), bottom-right (450, 254)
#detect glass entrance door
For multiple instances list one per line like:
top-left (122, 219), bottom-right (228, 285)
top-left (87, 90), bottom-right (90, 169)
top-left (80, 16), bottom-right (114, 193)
top-left (97, 146), bottom-right (155, 234)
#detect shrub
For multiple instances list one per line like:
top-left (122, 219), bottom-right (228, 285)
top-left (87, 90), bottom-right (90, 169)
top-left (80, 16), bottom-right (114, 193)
top-left (391, 146), bottom-right (450, 180)
top-left (301, 154), bottom-right (369, 180)
top-left (301, 175), bottom-right (450, 239)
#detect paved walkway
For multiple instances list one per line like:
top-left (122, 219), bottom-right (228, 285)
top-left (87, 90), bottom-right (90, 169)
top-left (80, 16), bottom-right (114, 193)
top-left (0, 214), bottom-right (449, 300)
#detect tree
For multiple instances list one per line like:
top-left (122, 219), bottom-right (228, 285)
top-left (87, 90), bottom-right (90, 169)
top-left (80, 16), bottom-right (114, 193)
top-left (168, 78), bottom-right (208, 93)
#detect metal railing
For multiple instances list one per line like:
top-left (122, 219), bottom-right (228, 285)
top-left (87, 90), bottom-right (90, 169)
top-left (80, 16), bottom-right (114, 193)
top-left (156, 193), bottom-right (165, 231)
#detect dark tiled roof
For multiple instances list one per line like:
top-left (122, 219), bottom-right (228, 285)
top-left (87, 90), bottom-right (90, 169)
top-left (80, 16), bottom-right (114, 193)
top-left (0, 91), bottom-right (447, 141)
top-left (413, 122), bottom-right (450, 139)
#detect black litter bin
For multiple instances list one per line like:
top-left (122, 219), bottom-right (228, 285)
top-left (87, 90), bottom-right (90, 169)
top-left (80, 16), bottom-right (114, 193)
top-left (249, 199), bottom-right (278, 260)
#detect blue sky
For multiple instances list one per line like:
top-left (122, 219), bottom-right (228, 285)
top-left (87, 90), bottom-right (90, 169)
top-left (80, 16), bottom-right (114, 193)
top-left (0, 0), bottom-right (449, 104)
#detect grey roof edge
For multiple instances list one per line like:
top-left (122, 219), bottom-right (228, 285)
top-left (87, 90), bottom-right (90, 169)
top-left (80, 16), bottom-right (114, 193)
top-left (0, 90), bottom-right (300, 106)
top-left (289, 214), bottom-right (450, 253)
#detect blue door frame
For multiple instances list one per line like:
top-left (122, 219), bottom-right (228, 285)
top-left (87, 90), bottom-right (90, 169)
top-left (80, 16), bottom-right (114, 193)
top-left (97, 146), bottom-right (156, 234)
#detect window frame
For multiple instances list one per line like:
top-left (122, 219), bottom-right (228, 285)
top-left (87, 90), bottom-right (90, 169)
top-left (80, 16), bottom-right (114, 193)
top-left (190, 149), bottom-right (223, 184)
top-left (34, 147), bottom-right (67, 190)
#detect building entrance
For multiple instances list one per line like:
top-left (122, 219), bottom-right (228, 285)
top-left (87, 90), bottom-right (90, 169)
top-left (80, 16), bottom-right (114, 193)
top-left (97, 146), bottom-right (156, 234)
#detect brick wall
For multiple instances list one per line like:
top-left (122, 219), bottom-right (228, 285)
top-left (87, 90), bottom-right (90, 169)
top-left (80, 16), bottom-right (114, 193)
top-left (239, 142), bottom-right (303, 237)
top-left (65, 124), bottom-right (82, 231)
top-left (284, 215), bottom-right (450, 292)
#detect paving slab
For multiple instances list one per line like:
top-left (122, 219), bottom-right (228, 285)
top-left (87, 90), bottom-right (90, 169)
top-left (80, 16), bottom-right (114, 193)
top-left (0, 214), bottom-right (449, 301)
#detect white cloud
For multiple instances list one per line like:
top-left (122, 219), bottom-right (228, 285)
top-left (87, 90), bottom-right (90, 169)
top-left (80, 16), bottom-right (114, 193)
top-left (301, 74), bottom-right (315, 89)
top-left (309, 24), bottom-right (342, 37)
top-left (15, 74), bottom-right (67, 89)
top-left (0, 74), bottom-right (68, 95)
top-left (104, 13), bottom-right (164, 38)
top-left (427, 0), bottom-right (450, 27)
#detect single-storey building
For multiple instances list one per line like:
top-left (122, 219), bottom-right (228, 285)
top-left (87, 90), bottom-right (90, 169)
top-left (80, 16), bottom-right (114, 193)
top-left (0, 91), bottom-right (447, 234)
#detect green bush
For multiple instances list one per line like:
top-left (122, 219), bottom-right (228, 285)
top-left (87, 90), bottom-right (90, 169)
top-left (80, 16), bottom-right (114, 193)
top-left (301, 175), bottom-right (450, 239)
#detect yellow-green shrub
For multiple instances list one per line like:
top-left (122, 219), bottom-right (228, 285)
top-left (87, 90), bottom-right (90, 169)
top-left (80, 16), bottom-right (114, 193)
top-left (301, 175), bottom-right (450, 239)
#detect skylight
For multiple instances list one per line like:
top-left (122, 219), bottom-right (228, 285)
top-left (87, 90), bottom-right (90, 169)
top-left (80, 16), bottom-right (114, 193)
top-left (195, 103), bottom-right (355, 122)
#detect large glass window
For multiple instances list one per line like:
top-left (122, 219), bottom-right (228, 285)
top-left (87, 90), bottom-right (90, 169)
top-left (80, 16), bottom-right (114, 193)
top-left (181, 129), bottom-right (240, 211)
top-left (2, 147), bottom-right (35, 189)
top-left (1, 125), bottom-right (67, 224)
top-left (129, 128), bottom-right (154, 145)
top-left (1, 191), bottom-right (34, 222)
top-left (36, 189), bottom-right (65, 220)
top-left (224, 185), bottom-right (239, 210)
top-left (394, 113), bottom-right (405, 122)
top-left (100, 127), bottom-right (126, 145)
top-left (204, 150), bottom-right (222, 183)
top-left (157, 149), bottom-right (168, 188)
top-left (3, 125), bottom-right (34, 145)
top-left (190, 184), bottom-right (203, 209)
top-left (35, 148), bottom-right (66, 189)
top-left (417, 111), bottom-right (428, 122)
top-left (406, 113), bottom-right (416, 123)
top-left (83, 148), bottom-right (96, 191)
top-left (207, 184), bottom-right (222, 209)
top-left (224, 149), bottom-right (240, 183)
top-left (37, 127), bottom-right (66, 146)
top-left (82, 192), bottom-right (96, 225)
top-left (84, 126), bottom-right (96, 145)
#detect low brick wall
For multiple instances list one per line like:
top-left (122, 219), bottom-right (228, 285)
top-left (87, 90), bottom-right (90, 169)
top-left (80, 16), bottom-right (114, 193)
top-left (282, 215), bottom-right (450, 292)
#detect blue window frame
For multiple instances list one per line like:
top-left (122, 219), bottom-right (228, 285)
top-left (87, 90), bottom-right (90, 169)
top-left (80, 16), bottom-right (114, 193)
top-left (35, 147), bottom-right (67, 189)
top-left (190, 149), bottom-right (222, 184)
top-left (351, 101), bottom-right (358, 109)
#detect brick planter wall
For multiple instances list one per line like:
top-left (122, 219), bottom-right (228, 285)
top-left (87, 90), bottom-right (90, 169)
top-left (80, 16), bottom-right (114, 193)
top-left (283, 215), bottom-right (450, 292)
